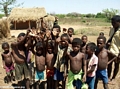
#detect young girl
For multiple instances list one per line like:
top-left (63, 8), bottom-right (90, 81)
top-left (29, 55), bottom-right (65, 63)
top-left (1, 42), bottom-right (15, 83)
top-left (86, 42), bottom-right (98, 89)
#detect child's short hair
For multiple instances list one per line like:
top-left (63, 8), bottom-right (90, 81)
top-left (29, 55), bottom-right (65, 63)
top-left (68, 27), bottom-right (74, 32)
top-left (72, 38), bottom-right (83, 46)
top-left (81, 35), bottom-right (87, 39)
top-left (2, 42), bottom-right (9, 49)
top-left (36, 42), bottom-right (43, 48)
top-left (99, 32), bottom-right (104, 36)
top-left (47, 41), bottom-right (54, 48)
top-left (60, 33), bottom-right (69, 40)
top-left (111, 15), bottom-right (120, 22)
top-left (97, 36), bottom-right (106, 43)
top-left (17, 33), bottom-right (25, 38)
top-left (53, 25), bottom-right (61, 32)
top-left (86, 42), bottom-right (96, 52)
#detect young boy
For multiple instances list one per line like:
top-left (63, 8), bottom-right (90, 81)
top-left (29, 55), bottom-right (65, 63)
top-left (99, 32), bottom-right (104, 37)
top-left (67, 38), bottom-right (87, 89)
top-left (67, 27), bottom-right (74, 44)
top-left (54, 33), bottom-right (72, 89)
top-left (86, 42), bottom-right (98, 89)
top-left (1, 42), bottom-right (15, 83)
top-left (46, 40), bottom-right (56, 89)
top-left (52, 25), bottom-right (61, 42)
top-left (32, 41), bottom-right (45, 89)
top-left (11, 31), bottom-right (30, 89)
top-left (81, 35), bottom-right (88, 53)
top-left (95, 36), bottom-right (117, 89)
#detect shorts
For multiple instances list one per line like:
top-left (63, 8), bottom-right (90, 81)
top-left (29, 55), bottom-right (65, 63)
top-left (46, 68), bottom-right (54, 78)
top-left (67, 70), bottom-right (83, 89)
top-left (35, 70), bottom-right (44, 81)
top-left (86, 76), bottom-right (95, 89)
top-left (96, 69), bottom-right (108, 84)
top-left (53, 68), bottom-right (64, 81)
top-left (5, 63), bottom-right (15, 75)
top-left (15, 63), bottom-right (30, 80)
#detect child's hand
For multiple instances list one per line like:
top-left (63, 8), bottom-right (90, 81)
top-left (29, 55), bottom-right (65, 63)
top-left (3, 65), bottom-right (6, 69)
top-left (63, 28), bottom-right (67, 33)
top-left (46, 30), bottom-right (51, 38)
top-left (82, 74), bottom-right (86, 83)
top-left (52, 30), bottom-right (57, 36)
top-left (27, 28), bottom-right (32, 34)
top-left (63, 73), bottom-right (68, 81)
top-left (65, 40), bottom-right (69, 47)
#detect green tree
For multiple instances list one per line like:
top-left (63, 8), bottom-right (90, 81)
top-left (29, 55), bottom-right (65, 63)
top-left (96, 12), bottom-right (106, 18)
top-left (0, 0), bottom-right (23, 17)
top-left (102, 8), bottom-right (120, 21)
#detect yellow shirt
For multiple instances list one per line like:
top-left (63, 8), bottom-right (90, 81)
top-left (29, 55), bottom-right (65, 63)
top-left (109, 27), bottom-right (120, 56)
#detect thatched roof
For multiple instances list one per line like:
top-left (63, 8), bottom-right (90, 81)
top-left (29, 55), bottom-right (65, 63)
top-left (8, 7), bottom-right (47, 22)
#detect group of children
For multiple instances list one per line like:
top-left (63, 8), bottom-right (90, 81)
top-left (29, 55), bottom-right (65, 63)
top-left (1, 23), bottom-right (119, 89)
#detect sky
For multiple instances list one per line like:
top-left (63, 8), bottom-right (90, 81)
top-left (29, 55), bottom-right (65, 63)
top-left (16, 0), bottom-right (119, 14)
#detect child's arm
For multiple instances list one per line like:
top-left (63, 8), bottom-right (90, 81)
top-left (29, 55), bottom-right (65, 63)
top-left (107, 50), bottom-right (117, 64)
top-left (108, 57), bottom-right (117, 65)
top-left (1, 54), bottom-right (5, 69)
top-left (11, 29), bottom-right (31, 47)
top-left (82, 54), bottom-right (87, 82)
top-left (87, 64), bottom-right (97, 74)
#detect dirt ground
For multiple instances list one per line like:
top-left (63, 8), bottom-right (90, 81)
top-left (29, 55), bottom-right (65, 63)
top-left (0, 24), bottom-right (120, 89)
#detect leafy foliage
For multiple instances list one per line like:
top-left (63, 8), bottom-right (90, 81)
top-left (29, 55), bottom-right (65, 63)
top-left (0, 0), bottom-right (23, 16)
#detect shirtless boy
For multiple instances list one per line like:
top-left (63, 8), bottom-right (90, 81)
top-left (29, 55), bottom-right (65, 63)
top-left (33, 41), bottom-right (45, 89)
top-left (11, 31), bottom-right (30, 89)
top-left (95, 36), bottom-right (117, 89)
top-left (67, 38), bottom-right (86, 89)
top-left (1, 42), bottom-right (15, 83)
top-left (46, 40), bottom-right (56, 89)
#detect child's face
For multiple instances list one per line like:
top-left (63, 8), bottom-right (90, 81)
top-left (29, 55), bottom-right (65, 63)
top-left (53, 28), bottom-right (60, 36)
top-left (17, 36), bottom-right (24, 42)
top-left (86, 46), bottom-right (93, 55)
top-left (47, 46), bottom-right (53, 54)
top-left (60, 37), bottom-right (68, 47)
top-left (97, 39), bottom-right (105, 49)
top-left (72, 44), bottom-right (80, 53)
top-left (111, 21), bottom-right (120, 29)
top-left (3, 46), bottom-right (9, 53)
top-left (68, 30), bottom-right (73, 36)
top-left (36, 46), bottom-right (43, 55)
top-left (82, 37), bottom-right (87, 43)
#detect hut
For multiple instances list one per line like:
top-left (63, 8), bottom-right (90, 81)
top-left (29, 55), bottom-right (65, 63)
top-left (8, 7), bottom-right (47, 29)
top-left (0, 17), bottom-right (11, 38)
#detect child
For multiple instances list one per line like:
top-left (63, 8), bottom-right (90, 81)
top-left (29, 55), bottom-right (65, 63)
top-left (95, 36), bottom-right (117, 89)
top-left (81, 35), bottom-right (88, 53)
top-left (67, 27), bottom-right (74, 45)
top-left (33, 41), bottom-right (45, 89)
top-left (52, 25), bottom-right (61, 42)
top-left (99, 32), bottom-right (104, 37)
top-left (67, 38), bottom-right (87, 89)
top-left (11, 30), bottom-right (30, 89)
top-left (86, 42), bottom-right (98, 89)
top-left (1, 42), bottom-right (15, 83)
top-left (54, 33), bottom-right (72, 89)
top-left (46, 40), bottom-right (56, 89)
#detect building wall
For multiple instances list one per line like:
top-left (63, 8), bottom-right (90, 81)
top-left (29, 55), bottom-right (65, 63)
top-left (11, 21), bottom-right (36, 29)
